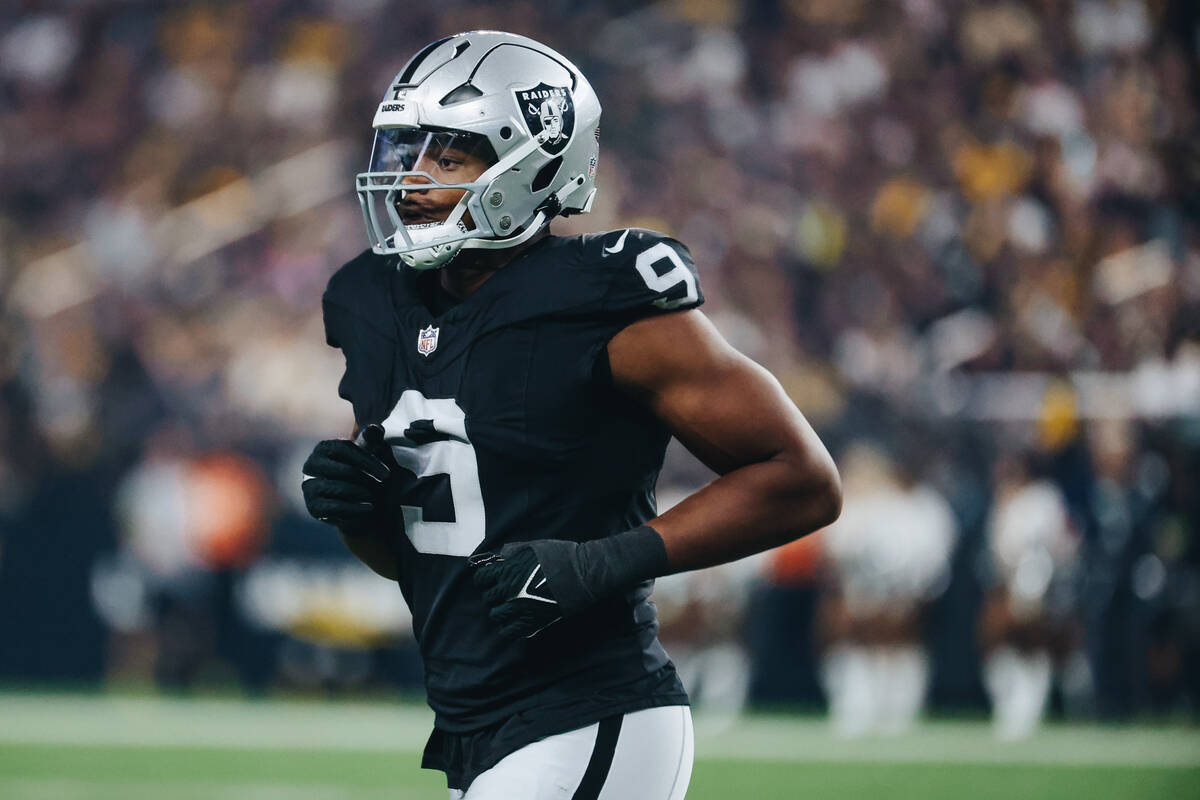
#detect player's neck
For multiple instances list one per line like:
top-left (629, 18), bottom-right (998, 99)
top-left (439, 229), bottom-right (550, 300)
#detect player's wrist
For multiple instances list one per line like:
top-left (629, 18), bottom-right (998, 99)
top-left (529, 525), bottom-right (668, 616)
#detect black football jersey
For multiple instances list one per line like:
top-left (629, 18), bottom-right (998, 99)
top-left (322, 229), bottom-right (701, 786)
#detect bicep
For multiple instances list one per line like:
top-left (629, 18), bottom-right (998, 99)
top-left (607, 310), bottom-right (827, 476)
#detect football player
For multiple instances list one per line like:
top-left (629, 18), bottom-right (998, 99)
top-left (980, 453), bottom-right (1080, 740)
top-left (301, 31), bottom-right (841, 799)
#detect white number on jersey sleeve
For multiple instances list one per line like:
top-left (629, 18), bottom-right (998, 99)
top-left (634, 242), bottom-right (699, 310)
top-left (374, 390), bottom-right (485, 557)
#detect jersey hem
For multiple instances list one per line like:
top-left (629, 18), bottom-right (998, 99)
top-left (427, 692), bottom-right (691, 792)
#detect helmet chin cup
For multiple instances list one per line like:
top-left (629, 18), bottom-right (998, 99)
top-left (399, 240), bottom-right (464, 270)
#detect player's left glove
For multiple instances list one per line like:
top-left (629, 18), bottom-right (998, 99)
top-left (469, 525), bottom-right (669, 639)
top-left (468, 547), bottom-right (563, 638)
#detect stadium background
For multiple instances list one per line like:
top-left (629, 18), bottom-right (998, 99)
top-left (0, 0), bottom-right (1197, 797)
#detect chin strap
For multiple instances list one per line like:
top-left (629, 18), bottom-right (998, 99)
top-left (462, 172), bottom-right (587, 252)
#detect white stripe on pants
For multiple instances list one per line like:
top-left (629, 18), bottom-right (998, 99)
top-left (449, 705), bottom-right (693, 800)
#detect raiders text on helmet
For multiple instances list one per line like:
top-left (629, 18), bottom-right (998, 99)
top-left (356, 31), bottom-right (602, 269)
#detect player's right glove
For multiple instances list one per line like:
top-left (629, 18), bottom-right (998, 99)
top-left (300, 425), bottom-right (394, 536)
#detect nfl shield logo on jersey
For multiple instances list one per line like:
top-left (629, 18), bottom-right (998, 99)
top-left (417, 325), bottom-right (439, 357)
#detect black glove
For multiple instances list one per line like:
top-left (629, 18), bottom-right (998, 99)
top-left (469, 525), bottom-right (669, 639)
top-left (468, 548), bottom-right (564, 638)
top-left (301, 425), bottom-right (394, 536)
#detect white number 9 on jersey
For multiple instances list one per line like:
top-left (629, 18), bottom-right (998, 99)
top-left (634, 242), bottom-right (699, 310)
top-left (373, 390), bottom-right (485, 557)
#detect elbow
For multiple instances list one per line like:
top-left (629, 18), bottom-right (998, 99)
top-left (782, 446), bottom-right (842, 536)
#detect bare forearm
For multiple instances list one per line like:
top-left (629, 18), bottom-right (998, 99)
top-left (338, 529), bottom-right (400, 581)
top-left (651, 453), bottom-right (840, 574)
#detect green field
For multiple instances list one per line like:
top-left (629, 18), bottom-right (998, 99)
top-left (1, 693), bottom-right (1197, 799)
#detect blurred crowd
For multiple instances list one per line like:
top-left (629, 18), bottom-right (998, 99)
top-left (1, 0), bottom-right (1197, 729)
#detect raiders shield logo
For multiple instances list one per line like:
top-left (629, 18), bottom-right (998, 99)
top-left (514, 83), bottom-right (575, 156)
top-left (417, 324), bottom-right (439, 356)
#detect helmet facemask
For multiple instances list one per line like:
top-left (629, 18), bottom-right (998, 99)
top-left (356, 128), bottom-right (500, 269)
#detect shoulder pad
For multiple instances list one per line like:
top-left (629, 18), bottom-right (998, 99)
top-left (323, 249), bottom-right (393, 310)
top-left (322, 249), bottom-right (398, 343)
top-left (579, 228), bottom-right (704, 315)
top-left (321, 250), bottom-right (398, 422)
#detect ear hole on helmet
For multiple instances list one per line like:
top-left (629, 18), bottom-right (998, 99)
top-left (440, 83), bottom-right (483, 105)
top-left (500, 126), bottom-right (513, 140)
top-left (531, 157), bottom-right (562, 193)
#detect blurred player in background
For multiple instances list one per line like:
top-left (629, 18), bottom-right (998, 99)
top-left (653, 487), bottom-right (765, 731)
top-left (299, 31), bottom-right (840, 799)
top-left (981, 453), bottom-right (1081, 740)
top-left (819, 442), bottom-right (957, 737)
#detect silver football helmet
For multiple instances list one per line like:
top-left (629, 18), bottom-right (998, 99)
top-left (356, 31), bottom-right (602, 269)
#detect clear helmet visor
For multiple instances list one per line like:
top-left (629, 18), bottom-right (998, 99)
top-left (367, 127), bottom-right (496, 174)
top-left (356, 127), bottom-right (500, 262)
